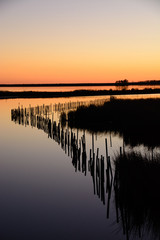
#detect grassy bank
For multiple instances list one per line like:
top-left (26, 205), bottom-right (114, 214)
top-left (114, 152), bottom-right (160, 239)
top-left (67, 97), bottom-right (160, 129)
top-left (66, 98), bottom-right (160, 147)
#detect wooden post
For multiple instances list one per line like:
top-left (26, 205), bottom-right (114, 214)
top-left (92, 133), bottom-right (94, 157)
top-left (120, 147), bottom-right (122, 156)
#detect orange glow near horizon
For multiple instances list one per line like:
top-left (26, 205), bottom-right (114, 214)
top-left (0, 0), bottom-right (160, 84)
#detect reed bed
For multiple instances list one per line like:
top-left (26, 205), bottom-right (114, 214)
top-left (67, 98), bottom-right (160, 128)
top-left (114, 151), bottom-right (160, 240)
top-left (66, 98), bottom-right (160, 147)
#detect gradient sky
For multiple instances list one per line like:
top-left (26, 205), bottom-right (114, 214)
top-left (0, 0), bottom-right (160, 83)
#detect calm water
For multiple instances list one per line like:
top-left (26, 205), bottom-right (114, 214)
top-left (1, 85), bottom-right (160, 92)
top-left (0, 95), bottom-right (160, 240)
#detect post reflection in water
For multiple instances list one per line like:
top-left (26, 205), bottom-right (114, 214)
top-left (11, 103), bottom-right (112, 210)
top-left (11, 102), bottom-right (160, 240)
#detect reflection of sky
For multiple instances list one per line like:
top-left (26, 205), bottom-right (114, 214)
top-left (0, 97), bottom-right (159, 239)
top-left (0, 0), bottom-right (160, 83)
top-left (2, 85), bottom-right (160, 92)
top-left (0, 97), bottom-right (124, 239)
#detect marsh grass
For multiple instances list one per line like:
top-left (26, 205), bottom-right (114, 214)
top-left (66, 98), bottom-right (160, 147)
top-left (114, 152), bottom-right (160, 239)
top-left (68, 98), bottom-right (160, 128)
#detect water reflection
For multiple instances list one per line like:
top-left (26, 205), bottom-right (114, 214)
top-left (11, 105), bottom-right (112, 209)
top-left (1, 84), bottom-right (160, 92)
top-left (114, 152), bottom-right (160, 240)
top-left (11, 103), bottom-right (160, 240)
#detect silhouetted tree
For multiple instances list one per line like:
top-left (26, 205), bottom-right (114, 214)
top-left (115, 79), bottom-right (129, 86)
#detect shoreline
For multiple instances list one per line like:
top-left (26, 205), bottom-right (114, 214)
top-left (1, 88), bottom-right (160, 99)
top-left (66, 98), bottom-right (160, 147)
top-left (0, 81), bottom-right (160, 88)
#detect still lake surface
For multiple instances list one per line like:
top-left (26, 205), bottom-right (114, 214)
top-left (0, 94), bottom-right (160, 240)
top-left (1, 85), bottom-right (160, 92)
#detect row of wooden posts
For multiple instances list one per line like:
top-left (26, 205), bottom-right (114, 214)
top-left (11, 105), bottom-right (115, 218)
top-left (12, 98), bottom-right (155, 240)
top-left (12, 98), bottom-right (107, 120)
top-left (11, 104), bottom-right (131, 236)
top-left (12, 105), bottom-right (153, 240)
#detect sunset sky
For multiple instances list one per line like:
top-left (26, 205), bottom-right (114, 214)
top-left (0, 0), bottom-right (160, 84)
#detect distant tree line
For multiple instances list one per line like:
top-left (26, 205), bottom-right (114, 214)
top-left (115, 79), bottom-right (160, 86)
top-left (115, 79), bottom-right (129, 86)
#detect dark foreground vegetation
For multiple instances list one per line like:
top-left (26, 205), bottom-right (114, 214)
top-left (67, 97), bottom-right (160, 129)
top-left (11, 103), bottom-right (160, 239)
top-left (1, 88), bottom-right (160, 99)
top-left (114, 152), bottom-right (160, 240)
top-left (66, 98), bottom-right (160, 147)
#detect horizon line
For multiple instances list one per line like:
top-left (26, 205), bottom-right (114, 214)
top-left (1, 80), bottom-right (160, 87)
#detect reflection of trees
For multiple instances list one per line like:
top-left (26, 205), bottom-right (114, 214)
top-left (115, 85), bottom-right (129, 91)
top-left (11, 104), bottom-right (160, 240)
